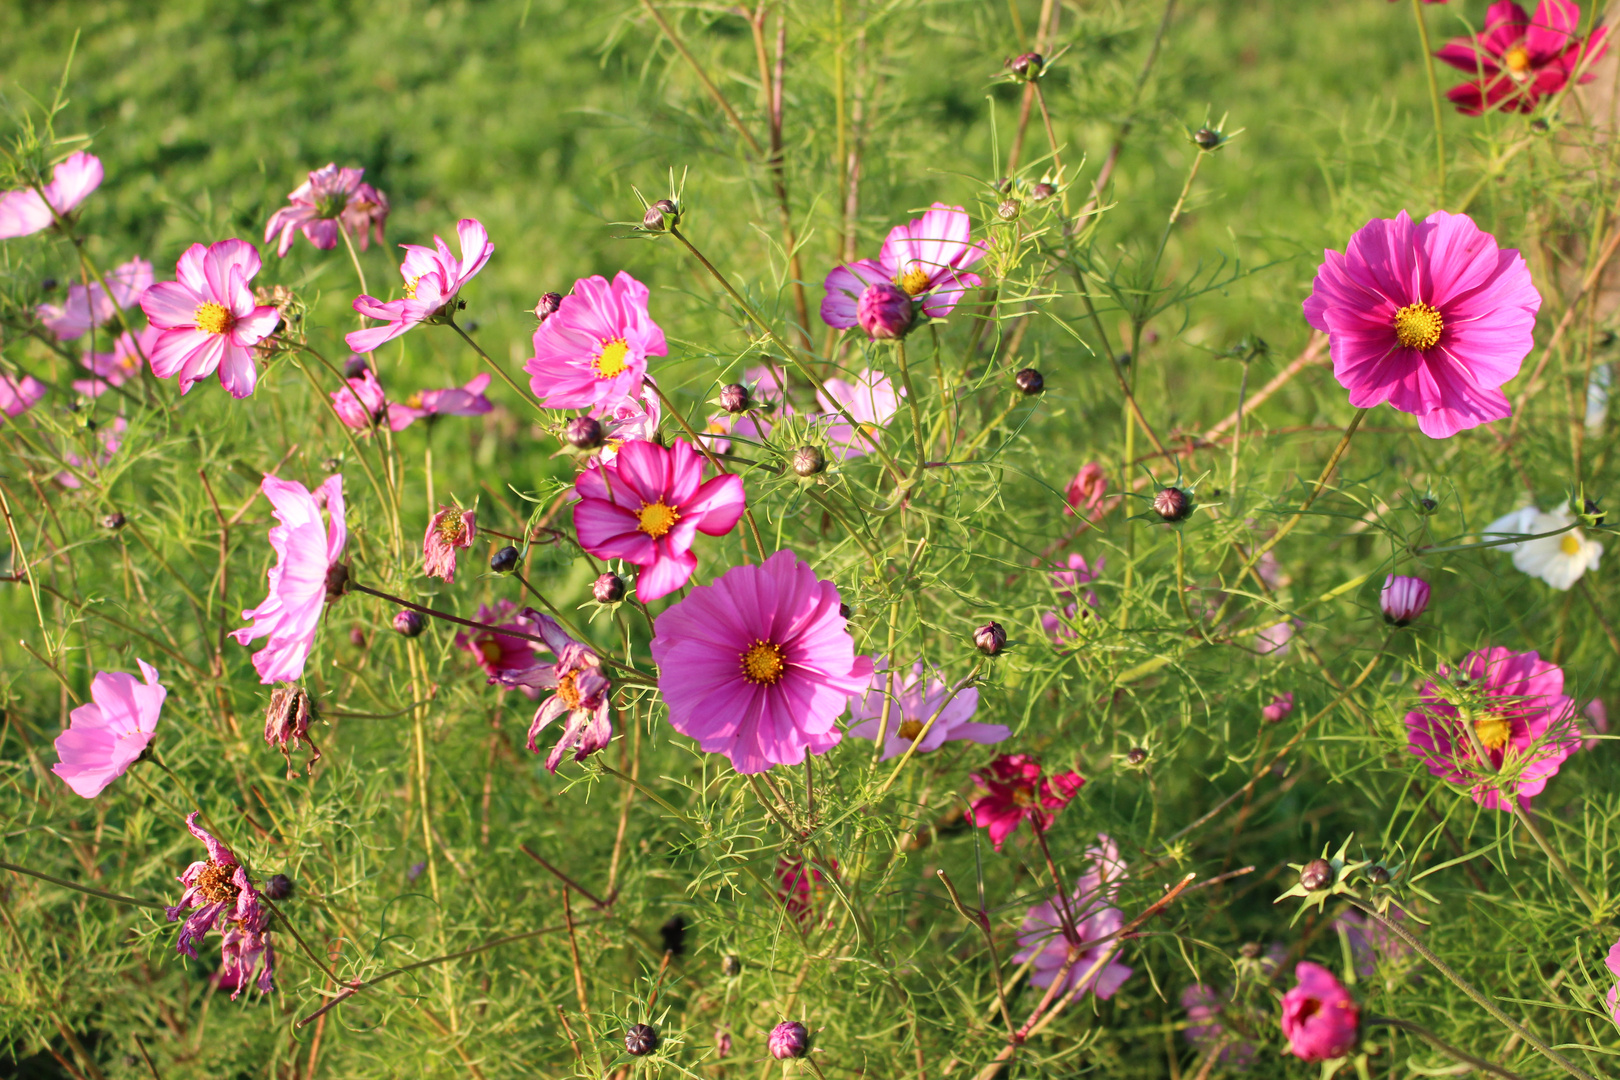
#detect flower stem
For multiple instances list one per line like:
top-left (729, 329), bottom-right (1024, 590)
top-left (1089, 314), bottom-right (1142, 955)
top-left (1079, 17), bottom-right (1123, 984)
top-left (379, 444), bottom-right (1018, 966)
top-left (447, 318), bottom-right (548, 416)
top-left (1365, 1016), bottom-right (1523, 1080)
top-left (338, 221), bottom-right (370, 304)
top-left (0, 859), bottom-right (166, 910)
top-left (1509, 802), bottom-right (1601, 915)
top-left (1410, 0), bottom-right (1447, 203)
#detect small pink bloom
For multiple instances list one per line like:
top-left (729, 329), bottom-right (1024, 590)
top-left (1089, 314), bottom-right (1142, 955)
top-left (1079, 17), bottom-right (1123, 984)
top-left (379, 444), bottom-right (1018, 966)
top-left (1257, 619), bottom-right (1295, 656)
top-left (166, 813), bottom-right (274, 999)
top-left (423, 506), bottom-right (476, 582)
top-left (37, 257), bottom-right (153, 341)
top-left (595, 376), bottom-right (662, 465)
top-left (141, 240), bottom-right (281, 398)
top-left (264, 163), bottom-right (389, 256)
top-left (1042, 553), bottom-right (1103, 643)
top-left (1436, 0), bottom-right (1607, 115)
top-left (0, 151), bottom-right (103, 239)
top-left (1583, 697), bottom-right (1608, 750)
top-left (1405, 647), bottom-right (1581, 810)
top-left (57, 416), bottom-right (125, 489)
top-left (847, 660), bottom-right (1007, 760)
top-left (454, 600), bottom-right (543, 684)
top-left (573, 438), bottom-right (747, 601)
top-left (0, 372), bottom-right (47, 421)
top-left (497, 610), bottom-right (614, 771)
top-left (651, 550), bottom-right (872, 773)
top-left (1262, 692), bottom-right (1296, 723)
top-left (1381, 574), bottom-right (1431, 625)
top-left (1181, 984), bottom-right (1256, 1069)
top-left (232, 474), bottom-right (348, 684)
top-left (74, 327), bottom-right (158, 397)
top-left (346, 218), bottom-right (493, 353)
top-left (51, 659), bottom-right (166, 798)
top-left (821, 203), bottom-right (986, 327)
top-left (776, 855), bottom-right (839, 925)
top-left (524, 271), bottom-right (666, 413)
top-left (968, 753), bottom-right (1086, 850)
top-left (1065, 463), bottom-right (1107, 517)
top-left (1304, 211), bottom-right (1540, 438)
top-left (816, 370), bottom-right (902, 461)
top-left (1280, 962), bottom-right (1360, 1061)
top-left (1011, 836), bottom-right (1133, 1001)
top-left (856, 281), bottom-right (914, 340)
top-left (331, 366), bottom-right (389, 429)
top-left (386, 372), bottom-right (493, 431)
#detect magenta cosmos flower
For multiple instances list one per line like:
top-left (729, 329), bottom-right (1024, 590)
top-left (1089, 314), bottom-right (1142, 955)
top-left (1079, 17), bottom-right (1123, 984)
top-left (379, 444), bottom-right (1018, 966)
top-left (140, 240), bottom-right (282, 398)
top-left (776, 854), bottom-right (838, 926)
top-left (573, 438), bottom-right (747, 601)
top-left (1405, 647), bottom-right (1580, 810)
top-left (1281, 962), bottom-right (1360, 1061)
top-left (821, 203), bottom-right (986, 328)
top-left (650, 549), bottom-right (873, 773)
top-left (454, 599), bottom-right (542, 685)
top-left (524, 272), bottom-right (667, 413)
top-left (422, 506), bottom-right (476, 582)
top-left (37, 256), bottom-right (152, 341)
top-left (387, 372), bottom-right (493, 431)
top-left (846, 660), bottom-right (1008, 760)
top-left (967, 753), bottom-right (1086, 850)
top-left (1303, 211), bottom-right (1540, 438)
top-left (0, 151), bottom-right (102, 238)
top-left (1262, 691), bottom-right (1296, 723)
top-left (816, 370), bottom-right (903, 461)
top-left (232, 474), bottom-right (347, 684)
top-left (51, 660), bottom-right (166, 798)
top-left (1011, 835), bottom-right (1133, 1002)
top-left (346, 219), bottom-right (493, 353)
top-left (497, 610), bottom-right (614, 772)
top-left (264, 163), bottom-right (389, 256)
top-left (331, 367), bottom-right (389, 429)
top-left (0, 372), bottom-right (46, 422)
top-left (1065, 462), bottom-right (1108, 518)
top-left (166, 813), bottom-right (274, 998)
top-left (1437, 0), bottom-right (1607, 115)
top-left (1605, 938), bottom-right (1620, 1029)
top-left (1381, 573), bottom-right (1431, 625)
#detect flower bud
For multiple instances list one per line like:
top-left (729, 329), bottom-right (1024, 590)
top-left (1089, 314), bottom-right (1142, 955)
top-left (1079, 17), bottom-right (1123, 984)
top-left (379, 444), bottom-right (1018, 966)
top-left (40, 276), bottom-right (58, 293)
top-left (839, 602), bottom-right (853, 620)
top-left (1152, 487), bottom-right (1192, 523)
top-left (348, 626), bottom-right (367, 648)
top-left (715, 1027), bottom-right (733, 1059)
top-left (720, 383), bottom-right (750, 413)
top-left (324, 562), bottom-right (350, 602)
top-left (660, 914), bottom-right (687, 956)
top-left (344, 355), bottom-right (370, 379)
top-left (1262, 692), bottom-right (1295, 724)
top-left (1125, 747), bottom-right (1147, 766)
top-left (1193, 127), bottom-right (1224, 151)
top-left (593, 572), bottom-right (626, 604)
top-left (490, 545), bottom-right (520, 574)
top-left (566, 416), bottom-right (604, 450)
top-left (1014, 368), bottom-right (1044, 395)
top-left (768, 1021), bottom-right (810, 1060)
top-left (1368, 864), bottom-right (1391, 886)
top-left (393, 609), bottom-right (425, 638)
top-left (1580, 496), bottom-right (1607, 527)
top-left (1380, 574), bottom-right (1430, 627)
top-left (1006, 52), bottom-right (1044, 80)
top-left (856, 281), bottom-right (914, 340)
top-left (265, 873), bottom-right (295, 901)
top-left (1029, 182), bottom-right (1056, 202)
top-left (624, 1023), bottom-right (660, 1057)
top-left (721, 955), bottom-right (743, 977)
top-left (792, 445), bottom-right (826, 477)
top-left (100, 511), bottom-right (126, 530)
top-left (1239, 942), bottom-right (1262, 960)
top-left (534, 292), bottom-right (563, 323)
top-left (996, 199), bottom-right (1020, 221)
top-left (1417, 496), bottom-right (1438, 514)
top-left (1299, 858), bottom-right (1333, 892)
top-left (642, 198), bottom-right (679, 233)
top-left (973, 621), bottom-right (1007, 656)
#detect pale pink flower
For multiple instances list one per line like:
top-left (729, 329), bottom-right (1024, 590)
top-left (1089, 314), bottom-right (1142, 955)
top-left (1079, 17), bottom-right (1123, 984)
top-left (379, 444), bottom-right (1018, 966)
top-left (0, 151), bottom-right (102, 238)
top-left (821, 203), bottom-right (986, 327)
top-left (1605, 938), bottom-right (1620, 1030)
top-left (141, 240), bottom-right (281, 398)
top-left (331, 367), bottom-right (389, 429)
top-left (1042, 553), bottom-right (1102, 643)
top-left (1262, 692), bottom-right (1296, 723)
top-left (386, 373), bottom-right (493, 431)
top-left (57, 417), bottom-right (125, 489)
top-left (0, 372), bottom-right (46, 422)
top-left (1583, 697), bottom-right (1608, 750)
top-left (346, 219), bottom-right (493, 353)
top-left (264, 163), bottom-right (389, 256)
top-left (524, 271), bottom-right (666, 412)
top-left (816, 370), bottom-right (902, 461)
top-left (166, 813), bottom-right (274, 998)
top-left (423, 506), bottom-right (476, 582)
top-left (496, 610), bottom-right (614, 771)
top-left (1011, 835), bottom-right (1133, 1002)
top-left (847, 660), bottom-right (1007, 759)
top-left (37, 257), bottom-right (153, 341)
top-left (73, 327), bottom-right (158, 397)
top-left (51, 659), bottom-right (166, 798)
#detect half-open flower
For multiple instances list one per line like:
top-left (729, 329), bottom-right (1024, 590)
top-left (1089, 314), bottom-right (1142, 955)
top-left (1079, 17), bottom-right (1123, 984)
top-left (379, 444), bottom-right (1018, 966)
top-left (0, 151), bottom-right (103, 238)
top-left (346, 218), bottom-right (493, 353)
top-left (497, 610), bottom-right (614, 772)
top-left (233, 474), bottom-right (347, 684)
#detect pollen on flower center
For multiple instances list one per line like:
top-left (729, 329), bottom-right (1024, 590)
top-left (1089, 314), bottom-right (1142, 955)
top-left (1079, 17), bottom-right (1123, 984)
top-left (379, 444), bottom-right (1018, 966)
top-left (1393, 302), bottom-right (1444, 351)
top-left (194, 301), bottom-right (234, 336)
top-left (593, 338), bottom-right (631, 378)
top-left (436, 513), bottom-right (468, 544)
top-left (406, 393), bottom-right (424, 409)
top-left (196, 861), bottom-right (241, 904)
top-left (403, 275), bottom-right (420, 300)
top-left (637, 501), bottom-right (680, 539)
top-left (1010, 784), bottom-right (1036, 807)
top-left (1474, 713), bottom-right (1513, 752)
top-left (897, 719), bottom-right (925, 741)
top-left (1504, 45), bottom-right (1532, 74)
top-left (1560, 533), bottom-right (1583, 556)
top-left (894, 265), bottom-right (932, 296)
top-left (557, 671), bottom-right (582, 710)
top-left (479, 638), bottom-right (504, 664)
top-left (740, 639), bottom-right (787, 685)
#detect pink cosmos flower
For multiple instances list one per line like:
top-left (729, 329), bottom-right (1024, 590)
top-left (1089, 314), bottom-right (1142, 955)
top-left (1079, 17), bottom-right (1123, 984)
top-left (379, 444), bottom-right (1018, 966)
top-left (1334, 907), bottom-right (1416, 978)
top-left (37, 257), bottom-right (153, 341)
top-left (1181, 984), bottom-right (1257, 1069)
top-left (1257, 618), bottom-right (1296, 656)
top-left (1011, 835), bottom-right (1133, 1002)
top-left (1582, 697), bottom-right (1608, 750)
top-left (1381, 574), bottom-right (1431, 625)
top-left (232, 474), bottom-right (347, 684)
top-left (422, 506), bottom-right (476, 582)
top-left (524, 271), bottom-right (667, 413)
top-left (454, 600), bottom-right (543, 685)
top-left (0, 151), bottom-right (102, 238)
top-left (1042, 553), bottom-right (1102, 643)
top-left (496, 610), bottom-right (614, 771)
top-left (58, 417), bottom-right (125, 489)
top-left (73, 327), bottom-right (158, 397)
top-left (847, 660), bottom-right (1008, 759)
top-left (1065, 462), bottom-right (1108, 518)
top-left (346, 219), bottom-right (493, 353)
top-left (386, 373), bottom-right (493, 431)
top-left (0, 373), bottom-right (47, 422)
top-left (141, 240), bottom-right (282, 398)
top-left (1604, 938), bottom-right (1620, 1030)
top-left (1262, 691), bottom-right (1296, 723)
top-left (1303, 211), bottom-right (1540, 438)
top-left (776, 855), bottom-right (840, 926)
top-left (331, 367), bottom-right (389, 429)
top-left (1405, 647), bottom-right (1581, 810)
top-left (264, 163), bottom-right (389, 256)
top-left (1280, 962), bottom-right (1359, 1061)
top-left (166, 813), bottom-right (274, 999)
top-left (595, 376), bottom-right (663, 465)
top-left (51, 659), bottom-right (166, 798)
top-left (967, 753), bottom-right (1086, 850)
top-left (1437, 0), bottom-right (1607, 115)
top-left (816, 370), bottom-right (902, 461)
top-left (650, 549), bottom-right (873, 773)
top-left (573, 438), bottom-right (747, 601)
top-left (821, 203), bottom-right (986, 327)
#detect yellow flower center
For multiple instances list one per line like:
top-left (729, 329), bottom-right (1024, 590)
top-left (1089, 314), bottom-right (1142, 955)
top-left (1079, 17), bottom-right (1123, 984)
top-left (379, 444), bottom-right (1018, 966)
top-left (593, 338), bottom-right (631, 379)
top-left (740, 639), bottom-right (787, 685)
top-left (403, 275), bottom-right (420, 300)
top-left (1561, 533), bottom-right (1583, 556)
top-left (1474, 713), bottom-right (1513, 752)
top-left (479, 638), bottom-right (503, 664)
top-left (897, 719), bottom-right (925, 741)
top-left (194, 301), bottom-right (234, 336)
top-left (1010, 784), bottom-right (1036, 807)
top-left (196, 861), bottom-right (241, 904)
top-left (895, 265), bottom-right (931, 296)
top-left (1393, 302), bottom-right (1444, 351)
top-left (436, 512), bottom-right (468, 545)
top-left (637, 501), bottom-right (680, 539)
top-left (557, 671), bottom-right (582, 710)
top-left (407, 393), bottom-right (424, 409)
top-left (1505, 45), bottom-right (1532, 75)
top-left (705, 420), bottom-right (729, 435)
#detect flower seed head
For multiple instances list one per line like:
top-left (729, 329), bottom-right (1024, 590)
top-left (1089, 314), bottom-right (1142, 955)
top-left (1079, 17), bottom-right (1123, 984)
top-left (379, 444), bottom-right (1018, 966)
top-left (721, 954), bottom-right (743, 977)
top-left (996, 199), bottom-right (1020, 221)
top-left (856, 281), bottom-right (915, 340)
top-left (265, 873), bottom-right (295, 901)
top-left (490, 545), bottom-right (520, 574)
top-left (792, 445), bottom-right (826, 478)
top-left (534, 292), bottom-right (563, 323)
top-left (973, 621), bottom-right (1007, 656)
top-left (566, 416), bottom-right (604, 450)
top-left (265, 686), bottom-right (317, 751)
top-left (642, 198), bottom-right (679, 233)
top-left (100, 511), bottom-right (127, 530)
top-left (1006, 52), bottom-right (1044, 80)
top-left (1193, 127), bottom-right (1223, 151)
top-left (1300, 858), bottom-right (1333, 892)
top-left (720, 382), bottom-right (750, 413)
top-left (1152, 487), bottom-right (1192, 523)
top-left (625, 1023), bottom-right (660, 1057)
top-left (593, 572), bottom-right (626, 604)
top-left (393, 609), bottom-right (425, 638)
top-left (768, 1021), bottom-right (810, 1060)
top-left (1014, 368), bottom-right (1044, 395)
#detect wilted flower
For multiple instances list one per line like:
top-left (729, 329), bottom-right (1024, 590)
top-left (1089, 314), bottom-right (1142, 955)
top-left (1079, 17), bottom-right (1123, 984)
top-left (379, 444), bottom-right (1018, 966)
top-left (1011, 835), bottom-right (1133, 1002)
top-left (387, 373), bottom-right (494, 431)
top-left (524, 271), bottom-right (666, 413)
top-left (141, 240), bottom-right (282, 398)
top-left (331, 367), bottom-right (389, 429)
top-left (264, 163), bottom-right (389, 256)
top-left (0, 151), bottom-right (102, 238)
top-left (37, 256), bottom-right (152, 340)
top-left (714, 1027), bottom-right (733, 1059)
top-left (1280, 962), bottom-right (1359, 1061)
top-left (974, 621), bottom-right (1007, 656)
top-left (817, 370), bottom-right (902, 461)
top-left (1484, 505), bottom-right (1603, 590)
top-left (497, 610), bottom-right (615, 772)
top-left (233, 474), bottom-right (347, 684)
top-left (166, 813), bottom-right (274, 999)
top-left (51, 660), bottom-right (166, 798)
top-left (264, 685), bottom-right (320, 778)
top-left (847, 660), bottom-right (1007, 759)
top-left (821, 203), bottom-right (986, 327)
top-left (422, 506), bottom-right (476, 583)
top-left (1436, 0), bottom-right (1608, 115)
top-left (347, 219), bottom-right (493, 353)
top-left (968, 753), bottom-right (1085, 850)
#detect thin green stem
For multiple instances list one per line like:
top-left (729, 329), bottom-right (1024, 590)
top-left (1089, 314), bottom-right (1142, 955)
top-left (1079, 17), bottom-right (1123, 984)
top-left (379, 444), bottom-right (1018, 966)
top-left (1411, 0), bottom-right (1447, 202)
top-left (0, 860), bottom-right (167, 910)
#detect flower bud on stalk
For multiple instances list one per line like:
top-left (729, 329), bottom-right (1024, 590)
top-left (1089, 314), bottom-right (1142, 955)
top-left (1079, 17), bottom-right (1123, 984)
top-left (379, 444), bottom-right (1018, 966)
top-left (265, 874), bottom-right (295, 901)
top-left (593, 572), bottom-right (626, 604)
top-left (101, 512), bottom-right (126, 530)
top-left (1006, 52), bottom-right (1044, 80)
top-left (973, 621), bottom-right (1007, 656)
top-left (856, 281), bottom-right (914, 340)
top-left (1380, 574), bottom-right (1430, 627)
top-left (393, 609), bottom-right (425, 638)
top-left (720, 383), bottom-right (750, 413)
top-left (996, 199), bottom-right (1020, 221)
top-left (490, 545), bottom-right (520, 574)
top-left (1152, 487), bottom-right (1192, 523)
top-left (792, 446), bottom-right (826, 477)
top-left (768, 1021), bottom-right (810, 1060)
top-left (1299, 858), bottom-right (1333, 892)
top-left (1014, 368), bottom-right (1044, 395)
top-left (566, 416), bottom-right (603, 450)
top-left (642, 198), bottom-right (679, 233)
top-left (1126, 747), bottom-right (1147, 766)
top-left (624, 1024), bottom-right (660, 1057)
top-left (533, 292), bottom-right (563, 323)
top-left (1029, 182), bottom-right (1056, 202)
top-left (1193, 127), bottom-right (1224, 151)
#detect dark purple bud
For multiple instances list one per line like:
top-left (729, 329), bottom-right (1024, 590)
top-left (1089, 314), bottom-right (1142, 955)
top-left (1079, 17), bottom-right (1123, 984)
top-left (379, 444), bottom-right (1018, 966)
top-left (996, 199), bottom-right (1020, 221)
top-left (265, 874), bottom-right (295, 901)
top-left (1300, 858), bottom-right (1333, 892)
top-left (1029, 182), bottom-right (1056, 202)
top-left (40, 276), bottom-right (58, 293)
top-left (534, 292), bottom-right (563, 322)
top-left (1126, 747), bottom-right (1147, 766)
top-left (792, 445), bottom-right (826, 477)
top-left (1006, 52), bottom-right (1044, 79)
top-left (660, 914), bottom-right (687, 955)
top-left (393, 609), bottom-right (425, 638)
top-left (324, 562), bottom-right (350, 602)
top-left (856, 281), bottom-right (914, 340)
top-left (490, 545), bottom-right (520, 574)
top-left (1152, 487), bottom-right (1192, 523)
top-left (593, 572), bottom-right (626, 604)
top-left (343, 355), bottom-right (370, 379)
top-left (642, 198), bottom-right (679, 232)
top-left (721, 955), bottom-right (742, 977)
top-left (1368, 864), bottom-right (1391, 886)
top-left (100, 512), bottom-right (126, 530)
top-left (625, 1024), bottom-right (660, 1057)
top-left (768, 1021), bottom-right (810, 1060)
top-left (720, 383), bottom-right (750, 413)
top-left (1193, 127), bottom-right (1223, 151)
top-left (1014, 368), bottom-right (1044, 395)
top-left (566, 416), bottom-right (603, 450)
top-left (839, 602), bottom-right (853, 620)
top-left (1418, 497), bottom-right (1438, 513)
top-left (973, 621), bottom-right (1007, 656)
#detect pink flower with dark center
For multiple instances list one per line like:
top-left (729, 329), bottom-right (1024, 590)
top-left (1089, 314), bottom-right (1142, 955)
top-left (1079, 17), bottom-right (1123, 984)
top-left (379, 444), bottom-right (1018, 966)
top-left (232, 474), bottom-right (347, 684)
top-left (141, 240), bottom-right (282, 398)
top-left (1011, 835), bottom-right (1132, 1001)
top-left (346, 219), bottom-right (493, 353)
top-left (1065, 462), bottom-right (1108, 518)
top-left (573, 438), bottom-right (747, 601)
top-left (57, 416), bottom-right (125, 489)
top-left (1280, 962), bottom-right (1359, 1061)
top-left (496, 609), bottom-right (614, 771)
top-left (847, 660), bottom-right (1008, 760)
top-left (1303, 211), bottom-right (1540, 438)
top-left (968, 753), bottom-right (1086, 850)
top-left (1405, 646), bottom-right (1580, 810)
top-left (423, 506), bottom-right (476, 582)
top-left (1381, 574), bottom-right (1431, 625)
top-left (331, 367), bottom-right (389, 429)
top-left (264, 163), bottom-right (389, 256)
top-left (454, 600), bottom-right (544, 684)
top-left (0, 151), bottom-right (102, 238)
top-left (37, 257), bottom-right (152, 341)
top-left (166, 813), bottom-right (274, 999)
top-left (1262, 691), bottom-right (1296, 723)
top-left (73, 327), bottom-right (158, 398)
top-left (0, 373), bottom-right (47, 422)
top-left (1437, 0), bottom-right (1607, 115)
top-left (651, 549), bottom-right (873, 773)
top-left (386, 373), bottom-right (493, 431)
top-left (816, 370), bottom-right (902, 461)
top-left (51, 659), bottom-right (166, 798)
top-left (524, 271), bottom-right (666, 413)
top-left (776, 855), bottom-right (839, 925)
top-left (821, 203), bottom-right (986, 328)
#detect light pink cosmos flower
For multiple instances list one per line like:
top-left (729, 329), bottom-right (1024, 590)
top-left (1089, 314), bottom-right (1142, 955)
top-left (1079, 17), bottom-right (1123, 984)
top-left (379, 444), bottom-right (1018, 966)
top-left (1065, 462), bottom-right (1108, 518)
top-left (0, 151), bottom-right (103, 238)
top-left (1334, 906), bottom-right (1416, 978)
top-left (1437, 0), bottom-right (1607, 115)
top-left (233, 474), bottom-right (347, 684)
top-left (264, 163), bottom-right (389, 256)
top-left (423, 506), bottom-right (476, 582)
top-left (37, 257), bottom-right (153, 341)
top-left (1405, 647), bottom-right (1581, 810)
top-left (1281, 962), bottom-right (1359, 1061)
top-left (650, 549), bottom-right (873, 773)
top-left (1604, 938), bottom-right (1620, 1030)
top-left (816, 370), bottom-right (902, 461)
top-left (594, 376), bottom-right (662, 465)
top-left (1011, 835), bottom-right (1133, 1002)
top-left (1042, 553), bottom-right (1102, 643)
top-left (1262, 691), bottom-right (1296, 723)
top-left (51, 659), bottom-right (166, 798)
top-left (1304, 211), bottom-right (1541, 438)
top-left (73, 327), bottom-right (158, 398)
top-left (0, 372), bottom-right (47, 422)
top-left (331, 367), bottom-right (389, 429)
top-left (57, 417), bottom-right (125, 489)
top-left (141, 240), bottom-right (282, 398)
top-left (347, 219), bottom-right (493, 353)
top-left (166, 813), bottom-right (274, 999)
top-left (821, 203), bottom-right (986, 328)
top-left (847, 660), bottom-right (1008, 760)
top-left (524, 271), bottom-right (667, 413)
top-left (386, 373), bottom-right (493, 431)
top-left (968, 753), bottom-right (1086, 850)
top-left (496, 609), bottom-right (614, 772)
top-left (573, 438), bottom-right (747, 601)
top-left (454, 599), bottom-right (544, 686)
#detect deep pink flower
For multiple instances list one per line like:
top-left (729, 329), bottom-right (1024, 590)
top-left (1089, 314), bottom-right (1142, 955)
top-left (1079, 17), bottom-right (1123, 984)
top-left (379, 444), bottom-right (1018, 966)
top-left (37, 257), bottom-right (152, 341)
top-left (1262, 691), bottom-right (1296, 723)
top-left (816, 370), bottom-right (902, 461)
top-left (847, 660), bottom-right (1007, 759)
top-left (650, 549), bottom-right (872, 773)
top-left (0, 372), bottom-right (46, 422)
top-left (1405, 647), bottom-right (1580, 810)
top-left (347, 219), bottom-right (493, 353)
top-left (1280, 962), bottom-right (1359, 1061)
top-left (1011, 835), bottom-right (1133, 1001)
top-left (1381, 574), bottom-right (1431, 625)
top-left (573, 438), bottom-right (747, 601)
top-left (232, 474), bottom-right (347, 684)
top-left (1437, 0), bottom-right (1607, 115)
top-left (495, 610), bottom-right (614, 771)
top-left (51, 659), bottom-right (166, 798)
top-left (74, 327), bottom-right (157, 397)
top-left (524, 271), bottom-right (666, 412)
top-left (386, 373), bottom-right (493, 431)
top-left (57, 416), bottom-right (125, 489)
top-left (422, 506), bottom-right (476, 582)
top-left (856, 281), bottom-right (914, 340)
top-left (776, 855), bottom-right (839, 925)
top-left (141, 240), bottom-right (281, 398)
top-left (166, 813), bottom-right (274, 999)
top-left (331, 367), bottom-right (389, 429)
top-left (821, 203), bottom-right (986, 328)
top-left (454, 600), bottom-right (543, 684)
top-left (0, 151), bottom-right (102, 238)
top-left (967, 753), bottom-right (1086, 850)
top-left (264, 163), bottom-right (389, 256)
top-left (1065, 462), bottom-right (1108, 518)
top-left (1303, 211), bottom-right (1540, 438)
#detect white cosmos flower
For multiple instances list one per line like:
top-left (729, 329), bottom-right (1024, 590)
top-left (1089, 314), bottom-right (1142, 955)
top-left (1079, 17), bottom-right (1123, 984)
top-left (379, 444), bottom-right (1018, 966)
top-left (1483, 506), bottom-right (1603, 591)
top-left (1587, 363), bottom-right (1612, 434)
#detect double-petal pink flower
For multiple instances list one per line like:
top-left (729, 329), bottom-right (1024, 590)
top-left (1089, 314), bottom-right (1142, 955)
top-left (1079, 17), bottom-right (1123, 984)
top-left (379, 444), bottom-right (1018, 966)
top-left (264, 163), bottom-right (389, 256)
top-left (0, 151), bottom-right (102, 238)
top-left (821, 203), bottom-right (986, 329)
top-left (51, 660), bottom-right (166, 798)
top-left (1436, 0), bottom-right (1608, 115)
top-left (233, 474), bottom-right (347, 684)
top-left (524, 271), bottom-right (666, 413)
top-left (346, 219), bottom-right (493, 353)
top-left (37, 256), bottom-right (152, 341)
top-left (140, 240), bottom-right (281, 398)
